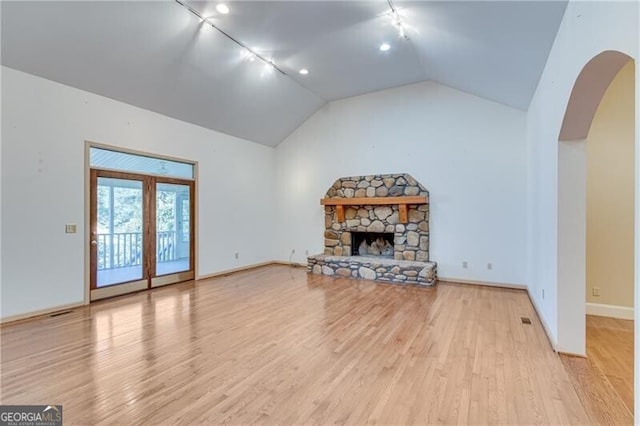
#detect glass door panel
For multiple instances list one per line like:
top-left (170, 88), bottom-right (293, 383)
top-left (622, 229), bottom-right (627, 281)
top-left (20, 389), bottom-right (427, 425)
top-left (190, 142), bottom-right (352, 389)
top-left (155, 182), bottom-right (191, 277)
top-left (90, 167), bottom-right (195, 300)
top-left (95, 177), bottom-right (144, 287)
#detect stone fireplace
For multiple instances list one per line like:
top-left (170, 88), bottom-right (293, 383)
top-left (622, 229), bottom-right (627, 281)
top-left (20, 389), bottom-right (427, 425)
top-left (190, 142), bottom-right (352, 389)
top-left (307, 174), bottom-right (437, 286)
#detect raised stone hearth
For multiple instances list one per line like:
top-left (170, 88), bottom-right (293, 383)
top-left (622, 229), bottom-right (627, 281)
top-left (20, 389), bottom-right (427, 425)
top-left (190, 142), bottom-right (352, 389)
top-left (307, 173), bottom-right (437, 286)
top-left (308, 255), bottom-right (437, 286)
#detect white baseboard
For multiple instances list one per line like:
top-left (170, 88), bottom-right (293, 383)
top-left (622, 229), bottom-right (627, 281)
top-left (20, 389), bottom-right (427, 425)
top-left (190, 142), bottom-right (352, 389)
top-left (586, 302), bottom-right (634, 320)
top-left (272, 260), bottom-right (306, 268)
top-left (526, 289), bottom-right (558, 352)
top-left (196, 261), bottom-right (278, 280)
top-left (437, 277), bottom-right (527, 290)
top-left (196, 260), bottom-right (306, 280)
top-left (0, 301), bottom-right (86, 324)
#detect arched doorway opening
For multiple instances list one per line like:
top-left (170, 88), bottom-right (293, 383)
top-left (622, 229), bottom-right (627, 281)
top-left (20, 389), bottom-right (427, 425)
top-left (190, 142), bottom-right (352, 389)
top-left (557, 50), bottom-right (635, 415)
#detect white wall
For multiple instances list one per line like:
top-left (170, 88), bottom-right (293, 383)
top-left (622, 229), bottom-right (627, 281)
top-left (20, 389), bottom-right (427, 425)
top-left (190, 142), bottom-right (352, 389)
top-left (526, 0), bottom-right (638, 351)
top-left (275, 81), bottom-right (527, 286)
top-left (1, 66), bottom-right (277, 320)
top-left (557, 140), bottom-right (587, 355)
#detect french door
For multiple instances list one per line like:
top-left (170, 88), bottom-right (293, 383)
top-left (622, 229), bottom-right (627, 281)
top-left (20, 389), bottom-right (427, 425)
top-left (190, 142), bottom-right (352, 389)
top-left (89, 169), bottom-right (195, 301)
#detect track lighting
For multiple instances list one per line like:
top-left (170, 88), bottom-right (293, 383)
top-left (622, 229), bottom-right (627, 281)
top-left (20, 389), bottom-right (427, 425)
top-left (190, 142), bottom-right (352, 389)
top-left (176, 0), bottom-right (411, 78)
top-left (387, 0), bottom-right (409, 40)
top-left (174, 0), bottom-right (286, 75)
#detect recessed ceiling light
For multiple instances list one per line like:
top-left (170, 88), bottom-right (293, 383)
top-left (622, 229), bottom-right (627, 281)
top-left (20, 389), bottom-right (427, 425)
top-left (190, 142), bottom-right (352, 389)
top-left (379, 43), bottom-right (391, 52)
top-left (299, 69), bottom-right (309, 75)
top-left (216, 4), bottom-right (230, 14)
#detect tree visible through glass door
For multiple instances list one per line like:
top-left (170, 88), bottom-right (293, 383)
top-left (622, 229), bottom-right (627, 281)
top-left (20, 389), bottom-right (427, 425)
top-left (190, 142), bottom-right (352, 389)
top-left (95, 177), bottom-right (144, 287)
top-left (156, 182), bottom-right (191, 276)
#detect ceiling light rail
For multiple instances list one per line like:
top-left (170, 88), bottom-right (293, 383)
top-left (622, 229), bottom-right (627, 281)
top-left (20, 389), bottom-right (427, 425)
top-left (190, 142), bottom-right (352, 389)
top-left (174, 0), bottom-right (286, 75)
top-left (387, 0), bottom-right (409, 40)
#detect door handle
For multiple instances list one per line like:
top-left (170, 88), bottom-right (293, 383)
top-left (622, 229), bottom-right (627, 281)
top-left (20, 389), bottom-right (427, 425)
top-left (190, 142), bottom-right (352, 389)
top-left (91, 240), bottom-right (97, 246)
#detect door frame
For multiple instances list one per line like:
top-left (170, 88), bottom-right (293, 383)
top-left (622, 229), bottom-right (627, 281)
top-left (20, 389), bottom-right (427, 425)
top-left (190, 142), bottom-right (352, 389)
top-left (89, 169), bottom-right (151, 300)
top-left (84, 141), bottom-right (198, 303)
top-left (151, 176), bottom-right (196, 289)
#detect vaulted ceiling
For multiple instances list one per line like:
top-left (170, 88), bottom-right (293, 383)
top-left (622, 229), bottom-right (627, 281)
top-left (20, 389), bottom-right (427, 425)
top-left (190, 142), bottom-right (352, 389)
top-left (1, 1), bottom-right (567, 146)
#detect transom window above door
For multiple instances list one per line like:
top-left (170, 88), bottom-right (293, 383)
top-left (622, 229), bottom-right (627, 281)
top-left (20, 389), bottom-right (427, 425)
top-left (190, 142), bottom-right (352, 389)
top-left (88, 144), bottom-right (196, 301)
top-left (90, 146), bottom-right (194, 180)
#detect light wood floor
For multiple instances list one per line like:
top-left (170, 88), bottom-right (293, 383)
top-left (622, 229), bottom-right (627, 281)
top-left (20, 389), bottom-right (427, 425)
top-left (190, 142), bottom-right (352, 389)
top-left (560, 315), bottom-right (634, 424)
top-left (587, 315), bottom-right (634, 413)
top-left (0, 265), bottom-right (626, 424)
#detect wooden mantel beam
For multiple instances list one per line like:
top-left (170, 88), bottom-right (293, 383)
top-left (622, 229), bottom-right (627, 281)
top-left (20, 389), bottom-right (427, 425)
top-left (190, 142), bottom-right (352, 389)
top-left (320, 196), bottom-right (427, 206)
top-left (321, 195), bottom-right (427, 224)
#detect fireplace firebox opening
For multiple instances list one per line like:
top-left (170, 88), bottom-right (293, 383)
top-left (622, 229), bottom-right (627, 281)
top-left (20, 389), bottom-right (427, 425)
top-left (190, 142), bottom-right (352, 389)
top-left (352, 232), bottom-right (394, 258)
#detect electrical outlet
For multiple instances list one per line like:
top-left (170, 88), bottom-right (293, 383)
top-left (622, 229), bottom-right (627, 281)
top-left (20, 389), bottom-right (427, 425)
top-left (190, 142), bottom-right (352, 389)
top-left (462, 261), bottom-right (468, 269)
top-left (592, 287), bottom-right (601, 297)
top-left (305, 250), bottom-right (309, 256)
top-left (235, 252), bottom-right (239, 259)
top-left (487, 263), bottom-right (493, 271)
top-left (542, 289), bottom-right (545, 299)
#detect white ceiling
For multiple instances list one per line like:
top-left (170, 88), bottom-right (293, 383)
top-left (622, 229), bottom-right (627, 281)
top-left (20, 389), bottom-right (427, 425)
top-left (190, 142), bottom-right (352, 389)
top-left (1, 1), bottom-right (567, 146)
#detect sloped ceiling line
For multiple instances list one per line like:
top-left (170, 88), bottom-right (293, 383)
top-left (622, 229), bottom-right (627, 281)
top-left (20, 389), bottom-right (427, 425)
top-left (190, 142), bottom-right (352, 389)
top-left (1, 1), bottom-right (568, 146)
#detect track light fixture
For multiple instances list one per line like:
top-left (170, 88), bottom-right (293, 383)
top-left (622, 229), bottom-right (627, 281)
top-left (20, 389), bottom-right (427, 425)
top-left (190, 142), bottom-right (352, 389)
top-left (176, 0), bottom-right (410, 78)
top-left (174, 0), bottom-right (287, 75)
top-left (387, 0), bottom-right (409, 40)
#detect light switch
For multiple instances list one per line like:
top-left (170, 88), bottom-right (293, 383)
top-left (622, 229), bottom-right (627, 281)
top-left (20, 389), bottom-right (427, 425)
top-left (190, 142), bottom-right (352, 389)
top-left (65, 224), bottom-right (77, 234)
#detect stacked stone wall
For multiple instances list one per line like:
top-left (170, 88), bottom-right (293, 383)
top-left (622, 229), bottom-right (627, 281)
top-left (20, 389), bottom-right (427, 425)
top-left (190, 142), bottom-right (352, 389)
top-left (323, 174), bottom-right (430, 262)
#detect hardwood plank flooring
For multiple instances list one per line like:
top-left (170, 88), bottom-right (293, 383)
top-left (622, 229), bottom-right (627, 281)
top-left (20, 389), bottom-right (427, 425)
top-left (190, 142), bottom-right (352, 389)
top-left (587, 315), bottom-right (633, 413)
top-left (560, 315), bottom-right (634, 425)
top-left (0, 265), bottom-right (604, 424)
